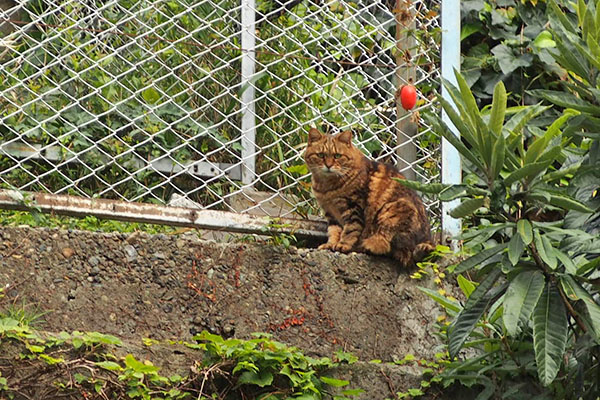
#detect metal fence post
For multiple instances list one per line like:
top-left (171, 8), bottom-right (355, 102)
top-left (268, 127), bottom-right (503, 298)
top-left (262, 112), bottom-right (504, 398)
top-left (441, 0), bottom-right (462, 244)
top-left (395, 0), bottom-right (417, 181)
top-left (240, 0), bottom-right (257, 185)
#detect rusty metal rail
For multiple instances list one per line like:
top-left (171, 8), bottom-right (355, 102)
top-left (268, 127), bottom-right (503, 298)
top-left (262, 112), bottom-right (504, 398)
top-left (0, 190), bottom-right (327, 240)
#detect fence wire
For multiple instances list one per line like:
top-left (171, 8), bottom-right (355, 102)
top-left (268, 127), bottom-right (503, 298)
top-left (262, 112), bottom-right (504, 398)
top-left (0, 0), bottom-right (441, 221)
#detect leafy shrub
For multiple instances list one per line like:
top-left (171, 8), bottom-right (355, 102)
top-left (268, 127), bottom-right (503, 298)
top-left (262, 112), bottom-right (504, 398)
top-left (460, 0), bottom-right (561, 106)
top-left (403, 1), bottom-right (600, 391)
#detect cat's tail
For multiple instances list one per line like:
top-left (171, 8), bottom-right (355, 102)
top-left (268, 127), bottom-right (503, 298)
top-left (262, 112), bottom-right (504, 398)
top-left (413, 242), bottom-right (435, 263)
top-left (393, 241), bottom-right (435, 268)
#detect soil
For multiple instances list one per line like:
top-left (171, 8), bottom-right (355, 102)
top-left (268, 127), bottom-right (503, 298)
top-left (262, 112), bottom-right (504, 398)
top-left (0, 225), bottom-right (454, 398)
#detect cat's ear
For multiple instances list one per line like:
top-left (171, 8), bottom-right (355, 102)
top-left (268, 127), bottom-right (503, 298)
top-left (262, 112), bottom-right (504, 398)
top-left (336, 130), bottom-right (353, 145)
top-left (308, 128), bottom-right (323, 143)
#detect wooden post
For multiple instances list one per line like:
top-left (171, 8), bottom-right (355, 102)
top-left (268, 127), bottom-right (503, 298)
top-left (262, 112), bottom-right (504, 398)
top-left (394, 0), bottom-right (417, 181)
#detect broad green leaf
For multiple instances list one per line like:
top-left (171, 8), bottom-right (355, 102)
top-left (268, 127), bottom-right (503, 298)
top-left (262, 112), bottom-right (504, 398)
top-left (342, 388), bottom-right (366, 396)
top-left (530, 89), bottom-right (600, 114)
top-left (504, 161), bottom-right (550, 186)
top-left (454, 69), bottom-right (484, 133)
top-left (503, 270), bottom-right (545, 336)
top-left (448, 269), bottom-right (503, 358)
top-left (533, 283), bottom-right (568, 386)
top-left (418, 287), bottom-right (461, 313)
top-left (449, 197), bottom-right (486, 218)
top-left (554, 249), bottom-right (577, 274)
top-left (452, 243), bottom-right (509, 274)
top-left (548, 0), bottom-right (577, 34)
top-left (488, 81), bottom-right (507, 136)
top-left (524, 136), bottom-right (549, 165)
top-left (577, 256), bottom-right (600, 276)
top-left (95, 361), bottom-right (123, 371)
top-left (439, 185), bottom-right (468, 201)
top-left (489, 132), bottom-right (506, 181)
top-left (549, 194), bottom-right (594, 213)
top-left (543, 162), bottom-right (581, 182)
top-left (534, 230), bottom-right (557, 269)
top-left (517, 220), bottom-right (533, 245)
top-left (319, 376), bottom-right (349, 387)
top-left (438, 94), bottom-right (478, 149)
top-left (508, 234), bottom-right (525, 266)
top-left (454, 70), bottom-right (492, 165)
top-left (543, 109), bottom-right (578, 141)
top-left (504, 103), bottom-right (549, 137)
top-left (142, 87), bottom-right (160, 104)
top-left (533, 30), bottom-right (557, 48)
top-left (536, 146), bottom-right (562, 169)
top-left (393, 178), bottom-right (449, 194)
top-left (438, 98), bottom-right (487, 172)
top-left (457, 275), bottom-right (477, 298)
top-left (238, 371), bottom-right (274, 387)
top-left (560, 276), bottom-right (600, 340)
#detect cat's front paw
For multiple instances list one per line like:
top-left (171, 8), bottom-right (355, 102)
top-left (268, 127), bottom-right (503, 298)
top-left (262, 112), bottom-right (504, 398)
top-left (361, 235), bottom-right (391, 255)
top-left (318, 242), bottom-right (337, 251)
top-left (333, 242), bottom-right (354, 253)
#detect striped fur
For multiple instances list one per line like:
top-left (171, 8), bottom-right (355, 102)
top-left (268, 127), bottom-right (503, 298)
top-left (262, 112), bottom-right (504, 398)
top-left (304, 128), bottom-right (434, 267)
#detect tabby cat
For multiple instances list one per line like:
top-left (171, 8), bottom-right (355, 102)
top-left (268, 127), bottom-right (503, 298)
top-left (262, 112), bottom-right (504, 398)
top-left (304, 128), bottom-right (434, 267)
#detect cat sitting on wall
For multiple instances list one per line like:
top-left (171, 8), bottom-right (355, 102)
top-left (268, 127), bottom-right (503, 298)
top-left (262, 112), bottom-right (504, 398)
top-left (304, 128), bottom-right (434, 268)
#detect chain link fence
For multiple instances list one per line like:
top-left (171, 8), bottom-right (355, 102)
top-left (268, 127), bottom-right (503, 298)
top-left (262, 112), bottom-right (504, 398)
top-left (0, 0), bottom-right (441, 222)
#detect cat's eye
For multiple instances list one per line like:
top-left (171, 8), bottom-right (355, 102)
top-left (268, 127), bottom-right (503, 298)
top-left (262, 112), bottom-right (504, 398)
top-left (317, 153), bottom-right (325, 158)
top-left (334, 153), bottom-right (342, 159)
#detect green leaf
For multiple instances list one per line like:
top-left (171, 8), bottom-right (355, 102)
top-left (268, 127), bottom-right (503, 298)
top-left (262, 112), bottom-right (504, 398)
top-left (504, 103), bottom-right (550, 137)
top-left (454, 69), bottom-right (484, 133)
top-left (439, 185), bottom-right (468, 201)
top-left (530, 89), bottom-right (600, 114)
top-left (449, 197), bottom-right (486, 218)
top-left (508, 234), bottom-right (525, 266)
top-left (238, 370), bottom-right (274, 387)
top-left (448, 269), bottom-right (503, 359)
top-left (534, 230), bottom-right (557, 269)
top-left (437, 100), bottom-right (487, 172)
top-left (548, 0), bottom-right (577, 34)
top-left (533, 283), bottom-right (568, 386)
top-left (576, 256), bottom-right (600, 276)
top-left (418, 287), bottom-right (461, 313)
top-left (560, 276), bottom-right (600, 340)
top-left (549, 194), bottom-right (594, 213)
top-left (503, 270), bottom-right (545, 336)
top-left (124, 354), bottom-right (159, 374)
top-left (457, 275), bottom-right (477, 298)
top-left (554, 249), bottom-right (577, 274)
top-left (488, 132), bottom-right (506, 181)
top-left (533, 30), bottom-right (556, 48)
top-left (524, 136), bottom-right (549, 165)
top-left (452, 243), bottom-right (509, 274)
top-left (504, 161), bottom-right (550, 186)
top-left (543, 163), bottom-right (582, 182)
top-left (142, 87), bottom-right (161, 104)
top-left (438, 91), bottom-right (478, 147)
top-left (517, 220), bottom-right (533, 245)
top-left (95, 361), bottom-right (123, 371)
top-left (488, 81), bottom-right (507, 137)
top-left (342, 388), bottom-right (366, 396)
top-left (320, 376), bottom-right (349, 387)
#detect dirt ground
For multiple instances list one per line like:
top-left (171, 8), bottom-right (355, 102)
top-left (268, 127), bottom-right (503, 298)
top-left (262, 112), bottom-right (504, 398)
top-left (0, 225), bottom-right (453, 397)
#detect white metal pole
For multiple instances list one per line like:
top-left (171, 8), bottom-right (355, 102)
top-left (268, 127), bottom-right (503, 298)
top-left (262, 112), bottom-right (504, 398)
top-left (240, 0), bottom-right (256, 185)
top-left (440, 0), bottom-right (462, 244)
